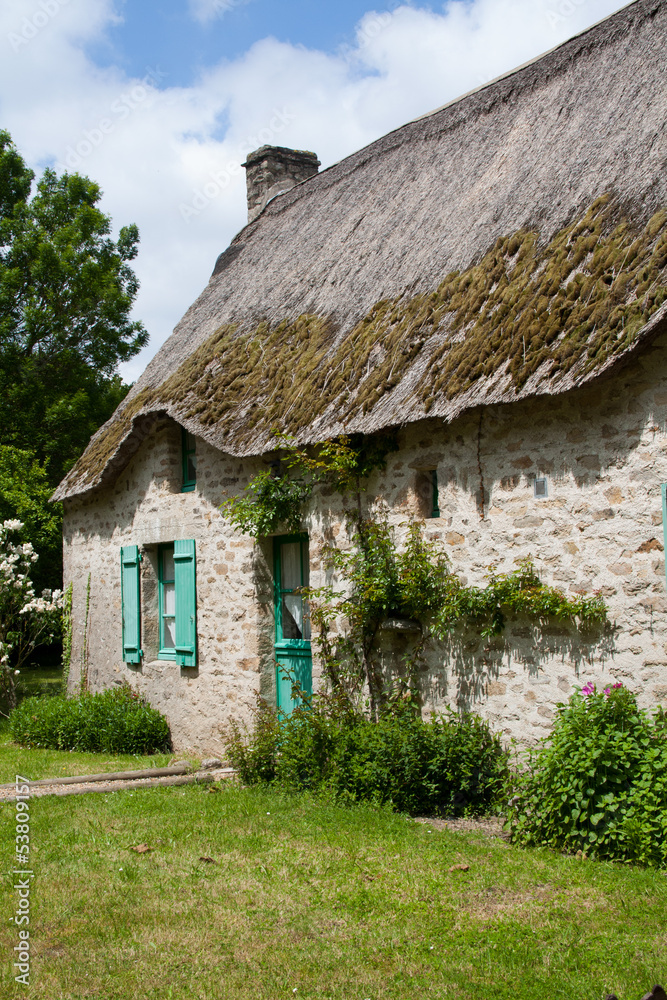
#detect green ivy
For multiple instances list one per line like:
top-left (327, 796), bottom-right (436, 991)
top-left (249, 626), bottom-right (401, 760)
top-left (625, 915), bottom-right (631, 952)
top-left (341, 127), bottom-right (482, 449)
top-left (434, 553), bottom-right (607, 638)
top-left (61, 581), bottom-right (73, 690)
top-left (80, 572), bottom-right (91, 695)
top-left (223, 469), bottom-right (312, 537)
top-left (307, 520), bottom-right (607, 719)
top-left (221, 432), bottom-right (397, 538)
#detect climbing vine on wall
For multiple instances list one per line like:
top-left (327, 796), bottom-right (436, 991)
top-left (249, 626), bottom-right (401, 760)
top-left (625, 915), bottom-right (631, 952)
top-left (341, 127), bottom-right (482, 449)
top-left (221, 431), bottom-right (397, 537)
top-left (61, 582), bottom-right (73, 690)
top-left (222, 432), bottom-right (608, 719)
top-left (306, 519), bottom-right (608, 720)
top-left (80, 573), bottom-right (91, 695)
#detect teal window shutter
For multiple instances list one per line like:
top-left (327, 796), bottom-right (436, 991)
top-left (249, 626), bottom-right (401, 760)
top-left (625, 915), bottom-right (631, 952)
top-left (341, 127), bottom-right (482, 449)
top-left (121, 545), bottom-right (142, 664)
top-left (174, 539), bottom-right (197, 666)
top-left (662, 484), bottom-right (667, 591)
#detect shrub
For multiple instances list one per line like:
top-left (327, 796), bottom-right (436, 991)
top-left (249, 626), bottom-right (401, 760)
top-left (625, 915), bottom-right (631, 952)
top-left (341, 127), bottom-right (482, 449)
top-left (10, 685), bottom-right (171, 754)
top-left (0, 518), bottom-right (62, 710)
top-left (226, 694), bottom-right (508, 817)
top-left (507, 684), bottom-right (667, 867)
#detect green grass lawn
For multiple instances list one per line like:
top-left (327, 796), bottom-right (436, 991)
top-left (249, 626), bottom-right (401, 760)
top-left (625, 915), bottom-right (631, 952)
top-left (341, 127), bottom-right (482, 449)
top-left (13, 666), bottom-right (64, 702)
top-left (0, 715), bottom-right (185, 785)
top-left (1, 779), bottom-right (665, 1000)
top-left (0, 666), bottom-right (194, 781)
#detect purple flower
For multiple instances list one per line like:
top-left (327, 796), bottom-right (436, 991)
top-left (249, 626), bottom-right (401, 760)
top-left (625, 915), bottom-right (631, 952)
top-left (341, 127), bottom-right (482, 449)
top-left (581, 682), bottom-right (595, 697)
top-left (603, 682), bottom-right (623, 698)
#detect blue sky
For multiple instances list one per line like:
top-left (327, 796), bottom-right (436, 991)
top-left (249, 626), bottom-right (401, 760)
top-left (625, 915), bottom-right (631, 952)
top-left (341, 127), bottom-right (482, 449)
top-left (0, 0), bottom-right (629, 379)
top-left (94, 0), bottom-right (397, 86)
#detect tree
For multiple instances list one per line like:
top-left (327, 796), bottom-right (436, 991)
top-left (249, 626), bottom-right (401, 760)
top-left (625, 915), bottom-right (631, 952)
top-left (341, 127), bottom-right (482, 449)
top-left (0, 129), bottom-right (147, 488)
top-left (0, 130), bottom-right (148, 598)
top-left (0, 519), bottom-right (62, 710)
top-left (0, 445), bottom-right (62, 594)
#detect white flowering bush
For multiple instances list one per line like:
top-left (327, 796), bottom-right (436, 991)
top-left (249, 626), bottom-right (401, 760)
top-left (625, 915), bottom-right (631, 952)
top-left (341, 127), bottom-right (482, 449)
top-left (0, 519), bottom-right (62, 709)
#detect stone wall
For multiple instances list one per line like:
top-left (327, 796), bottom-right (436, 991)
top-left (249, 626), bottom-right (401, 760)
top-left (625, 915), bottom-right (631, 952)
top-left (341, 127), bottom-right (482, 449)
top-left (63, 332), bottom-right (667, 751)
top-left (64, 418), bottom-right (276, 753)
top-left (368, 333), bottom-right (667, 740)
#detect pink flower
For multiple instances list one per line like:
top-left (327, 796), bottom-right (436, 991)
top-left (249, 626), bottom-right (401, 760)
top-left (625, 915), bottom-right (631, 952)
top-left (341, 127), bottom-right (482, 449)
top-left (603, 682), bottom-right (623, 698)
top-left (581, 682), bottom-right (595, 697)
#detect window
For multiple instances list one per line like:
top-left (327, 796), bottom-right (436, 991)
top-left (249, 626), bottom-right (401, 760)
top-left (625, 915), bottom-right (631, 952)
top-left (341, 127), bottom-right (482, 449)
top-left (534, 477), bottom-right (548, 499)
top-left (182, 428), bottom-right (197, 492)
top-left (121, 540), bottom-right (197, 667)
top-left (159, 544), bottom-right (176, 651)
top-left (274, 534), bottom-right (312, 714)
top-left (157, 540), bottom-right (197, 666)
top-left (430, 470), bottom-right (440, 518)
top-left (275, 536), bottom-right (311, 642)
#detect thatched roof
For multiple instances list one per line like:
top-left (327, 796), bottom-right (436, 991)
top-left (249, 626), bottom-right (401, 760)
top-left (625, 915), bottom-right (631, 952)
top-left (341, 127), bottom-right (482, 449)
top-left (55, 0), bottom-right (667, 502)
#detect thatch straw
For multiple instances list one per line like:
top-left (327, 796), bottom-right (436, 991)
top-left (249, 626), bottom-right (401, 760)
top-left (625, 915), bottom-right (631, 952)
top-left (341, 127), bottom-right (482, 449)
top-left (54, 0), bottom-right (667, 501)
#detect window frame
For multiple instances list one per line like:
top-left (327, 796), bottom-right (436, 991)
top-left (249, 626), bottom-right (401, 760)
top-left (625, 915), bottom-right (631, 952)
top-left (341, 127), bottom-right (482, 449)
top-left (157, 542), bottom-right (177, 659)
top-left (181, 427), bottom-right (197, 493)
top-left (430, 469), bottom-right (441, 519)
top-left (274, 533), bottom-right (311, 645)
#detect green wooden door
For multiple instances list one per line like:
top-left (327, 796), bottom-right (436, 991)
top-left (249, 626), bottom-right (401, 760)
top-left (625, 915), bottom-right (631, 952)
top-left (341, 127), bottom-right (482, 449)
top-left (274, 534), bottom-right (312, 714)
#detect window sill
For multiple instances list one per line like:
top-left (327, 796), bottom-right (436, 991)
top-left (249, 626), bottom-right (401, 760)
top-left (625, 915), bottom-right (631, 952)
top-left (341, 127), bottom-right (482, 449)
top-left (157, 650), bottom-right (177, 661)
top-left (181, 484), bottom-right (196, 493)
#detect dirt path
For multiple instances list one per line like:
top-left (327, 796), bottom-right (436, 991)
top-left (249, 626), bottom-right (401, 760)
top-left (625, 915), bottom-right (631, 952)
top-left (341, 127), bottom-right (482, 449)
top-left (414, 816), bottom-right (508, 838)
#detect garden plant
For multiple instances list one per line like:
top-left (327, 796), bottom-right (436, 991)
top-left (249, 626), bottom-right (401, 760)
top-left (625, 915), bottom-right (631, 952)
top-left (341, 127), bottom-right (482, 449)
top-left (507, 683), bottom-right (667, 867)
top-left (0, 518), bottom-right (62, 709)
top-left (10, 684), bottom-right (171, 755)
top-left (227, 692), bottom-right (509, 816)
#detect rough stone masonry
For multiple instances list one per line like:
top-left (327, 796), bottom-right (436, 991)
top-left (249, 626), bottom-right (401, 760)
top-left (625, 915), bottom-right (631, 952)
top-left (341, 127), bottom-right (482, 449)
top-left (63, 328), bottom-right (667, 752)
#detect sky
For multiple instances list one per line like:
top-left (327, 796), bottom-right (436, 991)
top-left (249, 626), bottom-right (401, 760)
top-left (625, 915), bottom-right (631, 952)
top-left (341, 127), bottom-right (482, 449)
top-left (0, 0), bottom-right (630, 382)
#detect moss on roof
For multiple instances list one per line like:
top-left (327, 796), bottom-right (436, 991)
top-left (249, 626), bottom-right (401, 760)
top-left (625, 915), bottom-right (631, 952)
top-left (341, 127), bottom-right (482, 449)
top-left (168, 197), bottom-right (667, 426)
top-left (423, 195), bottom-right (667, 404)
top-left (59, 194), bottom-right (667, 498)
top-left (53, 0), bottom-right (667, 502)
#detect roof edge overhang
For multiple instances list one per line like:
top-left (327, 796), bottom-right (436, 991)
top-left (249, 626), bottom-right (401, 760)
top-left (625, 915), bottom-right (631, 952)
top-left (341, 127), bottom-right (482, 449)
top-left (52, 300), bottom-right (667, 505)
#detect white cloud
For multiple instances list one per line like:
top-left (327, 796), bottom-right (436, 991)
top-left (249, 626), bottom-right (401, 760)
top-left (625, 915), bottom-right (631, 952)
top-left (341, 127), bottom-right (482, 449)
top-left (0, 0), bottom-right (628, 382)
top-left (188, 0), bottom-right (250, 26)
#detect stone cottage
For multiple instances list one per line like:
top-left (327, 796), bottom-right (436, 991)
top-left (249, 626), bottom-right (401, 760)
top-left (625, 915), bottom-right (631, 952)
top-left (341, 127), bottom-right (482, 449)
top-left (55, 0), bottom-right (667, 752)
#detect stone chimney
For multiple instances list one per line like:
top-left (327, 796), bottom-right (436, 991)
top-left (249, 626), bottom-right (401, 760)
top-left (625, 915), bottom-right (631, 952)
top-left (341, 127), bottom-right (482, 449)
top-left (242, 145), bottom-right (320, 222)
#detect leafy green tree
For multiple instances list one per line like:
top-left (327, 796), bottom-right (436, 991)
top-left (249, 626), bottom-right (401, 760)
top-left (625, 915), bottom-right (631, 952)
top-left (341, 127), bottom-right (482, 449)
top-left (0, 130), bottom-right (148, 602)
top-left (0, 129), bottom-right (147, 487)
top-left (0, 445), bottom-right (62, 593)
